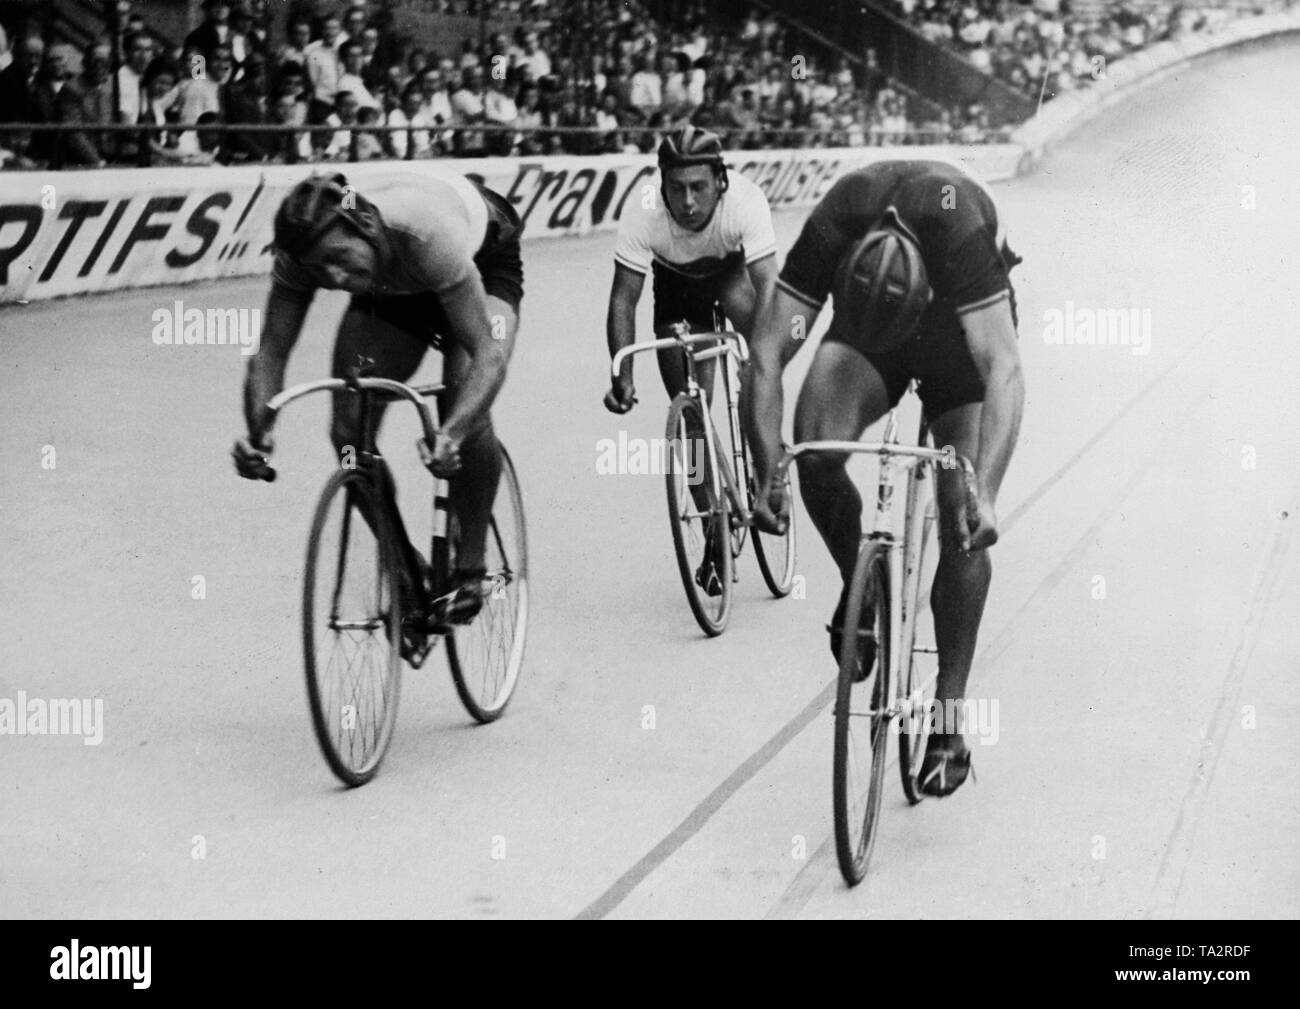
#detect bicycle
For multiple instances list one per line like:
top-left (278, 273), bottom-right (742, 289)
top-left (772, 390), bottom-right (979, 885)
top-left (262, 360), bottom-right (528, 787)
top-left (611, 321), bottom-right (797, 636)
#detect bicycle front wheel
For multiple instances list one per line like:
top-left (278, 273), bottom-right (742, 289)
top-left (753, 468), bottom-right (797, 597)
top-left (832, 540), bottom-right (892, 886)
top-left (665, 393), bottom-right (733, 636)
top-left (302, 468), bottom-right (403, 787)
top-left (448, 445), bottom-right (529, 723)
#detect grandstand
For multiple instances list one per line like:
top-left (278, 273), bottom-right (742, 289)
top-left (0, 0), bottom-right (1288, 167)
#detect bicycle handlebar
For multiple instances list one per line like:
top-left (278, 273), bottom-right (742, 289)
top-left (266, 378), bottom-right (444, 444)
top-left (773, 440), bottom-right (981, 529)
top-left (241, 377), bottom-right (444, 482)
top-left (773, 440), bottom-right (974, 485)
top-left (610, 329), bottom-right (748, 380)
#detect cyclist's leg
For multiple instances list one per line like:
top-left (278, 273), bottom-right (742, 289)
top-left (925, 402), bottom-right (990, 743)
top-left (330, 295), bottom-right (432, 594)
top-left (441, 183), bottom-right (524, 586)
top-left (913, 313), bottom-right (994, 786)
top-left (330, 298), bottom-right (430, 450)
top-left (440, 293), bottom-right (518, 577)
top-left (792, 341), bottom-right (900, 582)
top-left (652, 264), bottom-right (722, 514)
top-left (795, 338), bottom-right (902, 666)
top-left (655, 336), bottom-right (718, 507)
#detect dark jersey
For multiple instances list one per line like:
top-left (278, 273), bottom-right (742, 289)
top-left (778, 160), bottom-right (1019, 320)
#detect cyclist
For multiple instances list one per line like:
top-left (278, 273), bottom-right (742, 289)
top-left (742, 159), bottom-right (1024, 796)
top-left (232, 170), bottom-right (523, 642)
top-left (603, 125), bottom-right (778, 595)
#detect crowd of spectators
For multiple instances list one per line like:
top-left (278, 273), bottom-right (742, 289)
top-left (0, 0), bottom-right (997, 169)
top-left (7, 0), bottom-right (1268, 169)
top-left (883, 0), bottom-right (1260, 101)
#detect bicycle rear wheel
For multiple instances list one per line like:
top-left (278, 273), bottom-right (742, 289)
top-left (832, 540), bottom-right (892, 886)
top-left (665, 393), bottom-right (733, 636)
top-left (752, 468), bottom-right (797, 597)
top-left (447, 445), bottom-right (529, 723)
top-left (302, 469), bottom-right (402, 787)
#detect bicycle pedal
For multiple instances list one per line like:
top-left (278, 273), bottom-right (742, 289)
top-left (400, 629), bottom-right (435, 668)
top-left (825, 624), bottom-right (877, 638)
top-left (425, 586), bottom-right (485, 630)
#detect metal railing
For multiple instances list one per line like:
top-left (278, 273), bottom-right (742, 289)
top-left (0, 119), bottom-right (1000, 170)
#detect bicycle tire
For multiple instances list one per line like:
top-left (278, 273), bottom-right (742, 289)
top-left (447, 445), bottom-right (529, 723)
top-left (302, 468), bottom-right (403, 787)
top-left (832, 540), bottom-right (892, 886)
top-left (665, 393), bottom-right (733, 636)
top-left (899, 497), bottom-right (937, 804)
top-left (752, 468), bottom-right (797, 598)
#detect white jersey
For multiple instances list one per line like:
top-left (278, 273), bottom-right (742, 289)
top-left (613, 171), bottom-right (777, 280)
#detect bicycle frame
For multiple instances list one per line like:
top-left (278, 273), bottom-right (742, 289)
top-left (773, 408), bottom-right (975, 714)
top-left (265, 370), bottom-right (455, 599)
top-left (610, 322), bottom-right (755, 538)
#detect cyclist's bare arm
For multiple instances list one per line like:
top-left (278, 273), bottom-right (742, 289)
top-left (742, 285), bottom-right (814, 491)
top-left (244, 284), bottom-right (312, 445)
top-left (606, 263), bottom-right (645, 386)
top-left (438, 271), bottom-right (513, 444)
top-left (959, 296), bottom-right (1024, 503)
top-left (742, 253), bottom-right (779, 338)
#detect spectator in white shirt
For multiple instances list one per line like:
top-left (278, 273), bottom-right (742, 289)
top-left (483, 74), bottom-right (518, 155)
top-left (628, 53), bottom-right (661, 119)
top-left (417, 66), bottom-right (455, 149)
top-left (175, 43), bottom-right (232, 127)
top-left (387, 82), bottom-right (429, 158)
top-left (514, 29), bottom-right (551, 80)
top-left (810, 70), bottom-right (838, 110)
top-left (660, 52), bottom-right (689, 116)
top-left (516, 83), bottom-right (548, 154)
top-left (117, 31), bottom-right (154, 122)
top-left (451, 64), bottom-right (487, 155)
top-left (320, 89), bottom-right (359, 159)
top-left (337, 40), bottom-right (378, 110)
top-left (304, 13), bottom-right (342, 103)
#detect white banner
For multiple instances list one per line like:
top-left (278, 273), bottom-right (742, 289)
top-left (0, 144), bottom-right (1021, 305)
